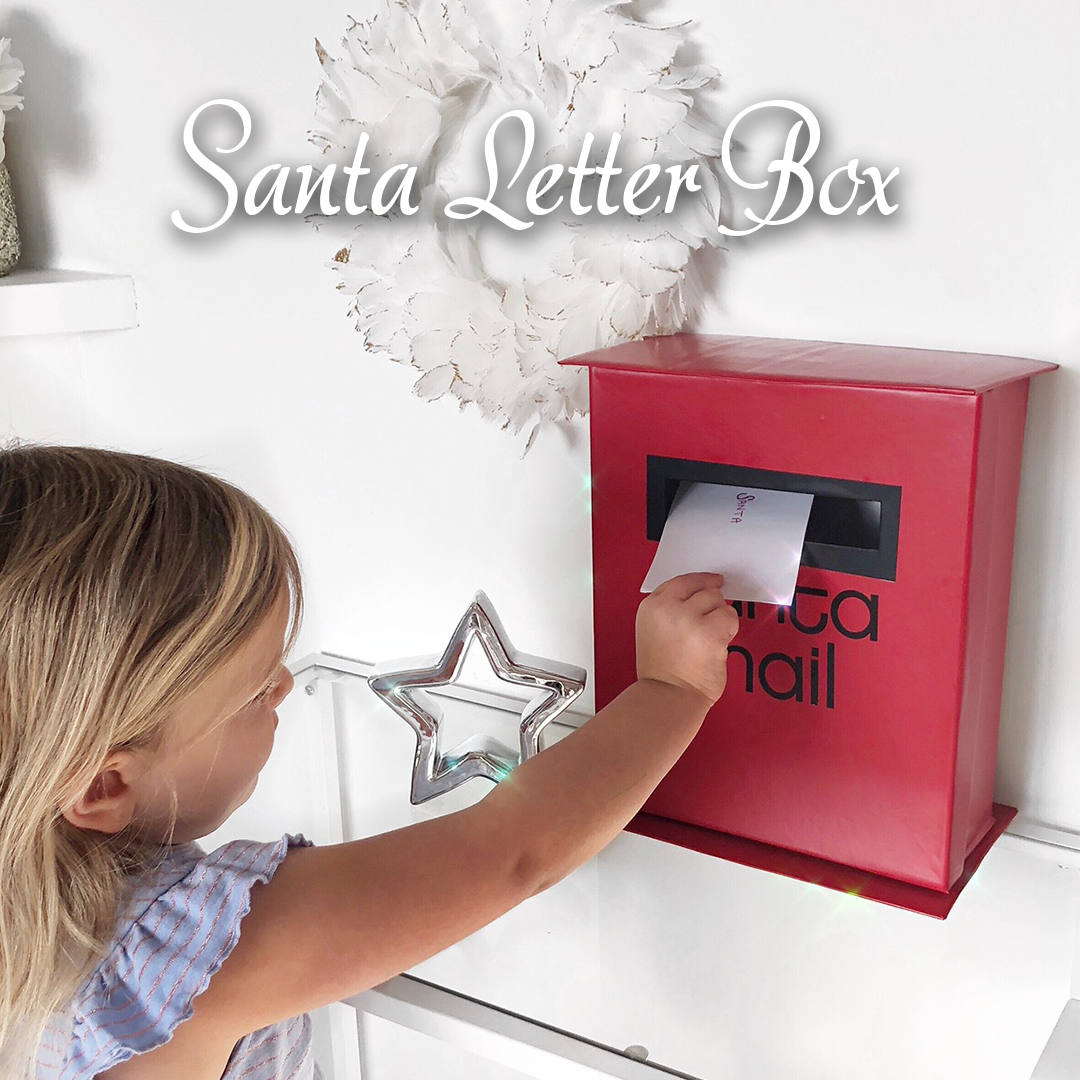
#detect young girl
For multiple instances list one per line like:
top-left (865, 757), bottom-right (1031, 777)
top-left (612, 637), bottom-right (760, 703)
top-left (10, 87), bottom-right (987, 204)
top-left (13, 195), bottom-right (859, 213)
top-left (1, 442), bottom-right (738, 1080)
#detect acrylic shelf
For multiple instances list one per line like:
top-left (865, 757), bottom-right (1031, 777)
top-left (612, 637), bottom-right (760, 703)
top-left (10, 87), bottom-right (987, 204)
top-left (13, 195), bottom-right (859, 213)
top-left (0, 269), bottom-right (138, 337)
top-left (202, 652), bottom-right (1080, 1080)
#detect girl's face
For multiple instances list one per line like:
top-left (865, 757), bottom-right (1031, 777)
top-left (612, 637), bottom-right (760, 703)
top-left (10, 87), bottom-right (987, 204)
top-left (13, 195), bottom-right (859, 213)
top-left (131, 588), bottom-right (294, 844)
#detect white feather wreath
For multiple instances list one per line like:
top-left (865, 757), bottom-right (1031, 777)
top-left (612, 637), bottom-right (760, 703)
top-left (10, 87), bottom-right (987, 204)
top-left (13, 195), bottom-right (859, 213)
top-left (309, 0), bottom-right (724, 451)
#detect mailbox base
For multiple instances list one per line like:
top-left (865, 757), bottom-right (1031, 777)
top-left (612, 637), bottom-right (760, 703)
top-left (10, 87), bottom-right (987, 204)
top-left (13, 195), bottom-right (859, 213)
top-left (624, 803), bottom-right (1017, 919)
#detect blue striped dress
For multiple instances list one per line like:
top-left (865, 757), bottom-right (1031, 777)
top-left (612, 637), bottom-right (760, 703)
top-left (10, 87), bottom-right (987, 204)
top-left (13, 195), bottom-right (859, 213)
top-left (35, 835), bottom-right (322, 1080)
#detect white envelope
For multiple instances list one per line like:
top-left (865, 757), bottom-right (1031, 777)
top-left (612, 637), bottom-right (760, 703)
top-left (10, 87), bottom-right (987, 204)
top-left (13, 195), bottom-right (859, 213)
top-left (640, 481), bottom-right (814, 604)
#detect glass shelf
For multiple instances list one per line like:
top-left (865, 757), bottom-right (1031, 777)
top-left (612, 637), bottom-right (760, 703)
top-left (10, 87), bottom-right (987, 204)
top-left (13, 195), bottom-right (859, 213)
top-left (206, 654), bottom-right (1080, 1080)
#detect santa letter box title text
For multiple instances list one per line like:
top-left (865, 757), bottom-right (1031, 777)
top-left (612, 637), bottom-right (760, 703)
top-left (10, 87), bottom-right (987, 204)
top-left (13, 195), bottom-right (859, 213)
top-left (172, 99), bottom-right (900, 236)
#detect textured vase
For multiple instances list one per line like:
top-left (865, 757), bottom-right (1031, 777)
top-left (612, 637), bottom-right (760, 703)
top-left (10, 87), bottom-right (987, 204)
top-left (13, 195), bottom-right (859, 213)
top-left (0, 163), bottom-right (20, 276)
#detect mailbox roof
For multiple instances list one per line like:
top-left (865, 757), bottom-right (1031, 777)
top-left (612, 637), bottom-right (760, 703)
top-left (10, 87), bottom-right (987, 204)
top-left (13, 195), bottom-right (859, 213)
top-left (560, 334), bottom-right (1057, 393)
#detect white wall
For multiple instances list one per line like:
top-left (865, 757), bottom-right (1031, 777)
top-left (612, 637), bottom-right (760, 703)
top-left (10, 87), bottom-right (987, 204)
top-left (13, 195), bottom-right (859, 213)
top-left (1, 0), bottom-right (1076, 833)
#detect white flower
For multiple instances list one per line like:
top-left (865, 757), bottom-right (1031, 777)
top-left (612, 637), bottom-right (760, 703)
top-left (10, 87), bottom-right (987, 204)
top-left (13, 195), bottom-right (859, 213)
top-left (0, 38), bottom-right (25, 166)
top-left (0, 38), bottom-right (23, 109)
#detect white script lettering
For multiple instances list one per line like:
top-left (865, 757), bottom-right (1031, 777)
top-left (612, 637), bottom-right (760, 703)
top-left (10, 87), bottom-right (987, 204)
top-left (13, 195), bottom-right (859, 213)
top-left (172, 99), bottom-right (899, 234)
top-left (172, 99), bottom-right (418, 234)
top-left (718, 100), bottom-right (900, 236)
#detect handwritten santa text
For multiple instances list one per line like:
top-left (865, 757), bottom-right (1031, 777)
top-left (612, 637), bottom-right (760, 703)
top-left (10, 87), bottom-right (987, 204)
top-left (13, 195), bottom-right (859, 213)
top-left (171, 99), bottom-right (899, 236)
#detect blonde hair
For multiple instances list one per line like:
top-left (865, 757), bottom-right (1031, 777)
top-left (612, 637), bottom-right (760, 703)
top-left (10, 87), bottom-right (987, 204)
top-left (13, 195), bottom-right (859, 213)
top-left (0, 441), bottom-right (303, 1071)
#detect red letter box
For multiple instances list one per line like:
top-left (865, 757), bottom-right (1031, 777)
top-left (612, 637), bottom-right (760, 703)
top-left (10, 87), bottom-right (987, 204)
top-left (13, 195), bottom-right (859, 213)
top-left (561, 334), bottom-right (1056, 916)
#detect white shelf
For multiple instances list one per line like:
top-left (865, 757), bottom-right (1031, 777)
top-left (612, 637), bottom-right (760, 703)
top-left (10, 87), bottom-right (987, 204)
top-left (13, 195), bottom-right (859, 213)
top-left (1031, 999), bottom-right (1080, 1079)
top-left (0, 269), bottom-right (138, 337)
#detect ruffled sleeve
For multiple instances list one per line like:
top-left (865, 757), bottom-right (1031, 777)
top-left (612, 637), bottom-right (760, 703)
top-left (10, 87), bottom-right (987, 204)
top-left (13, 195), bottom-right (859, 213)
top-left (61, 833), bottom-right (311, 1080)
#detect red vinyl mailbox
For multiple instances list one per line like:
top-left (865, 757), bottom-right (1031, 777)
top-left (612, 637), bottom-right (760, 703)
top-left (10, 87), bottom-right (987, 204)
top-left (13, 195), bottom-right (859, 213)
top-left (561, 334), bottom-right (1057, 916)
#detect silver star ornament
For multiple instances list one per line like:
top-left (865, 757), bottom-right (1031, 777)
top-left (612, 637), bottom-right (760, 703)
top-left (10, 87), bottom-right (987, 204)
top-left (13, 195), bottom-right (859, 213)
top-left (368, 591), bottom-right (587, 803)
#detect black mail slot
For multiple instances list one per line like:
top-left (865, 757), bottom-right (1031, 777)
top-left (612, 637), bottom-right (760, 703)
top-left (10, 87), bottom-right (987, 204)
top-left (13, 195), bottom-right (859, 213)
top-left (645, 455), bottom-right (901, 582)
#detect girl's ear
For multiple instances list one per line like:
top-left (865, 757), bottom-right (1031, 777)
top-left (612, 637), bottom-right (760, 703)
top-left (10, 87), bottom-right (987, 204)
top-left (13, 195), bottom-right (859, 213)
top-left (61, 753), bottom-right (139, 834)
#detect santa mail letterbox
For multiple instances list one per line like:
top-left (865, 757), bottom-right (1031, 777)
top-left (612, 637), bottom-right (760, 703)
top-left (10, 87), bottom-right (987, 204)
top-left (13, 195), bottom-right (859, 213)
top-left (562, 334), bottom-right (1056, 915)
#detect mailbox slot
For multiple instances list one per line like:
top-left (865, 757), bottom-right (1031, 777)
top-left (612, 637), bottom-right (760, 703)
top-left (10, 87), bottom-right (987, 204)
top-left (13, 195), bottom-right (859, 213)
top-left (645, 455), bottom-right (901, 581)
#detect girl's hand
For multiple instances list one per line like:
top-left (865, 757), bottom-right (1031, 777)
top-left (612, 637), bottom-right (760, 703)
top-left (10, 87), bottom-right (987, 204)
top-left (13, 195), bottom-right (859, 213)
top-left (635, 572), bottom-right (739, 707)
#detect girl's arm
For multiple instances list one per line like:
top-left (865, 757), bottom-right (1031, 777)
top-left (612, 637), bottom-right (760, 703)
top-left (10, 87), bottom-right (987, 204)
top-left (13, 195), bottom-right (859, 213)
top-left (199, 573), bottom-right (736, 1039)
